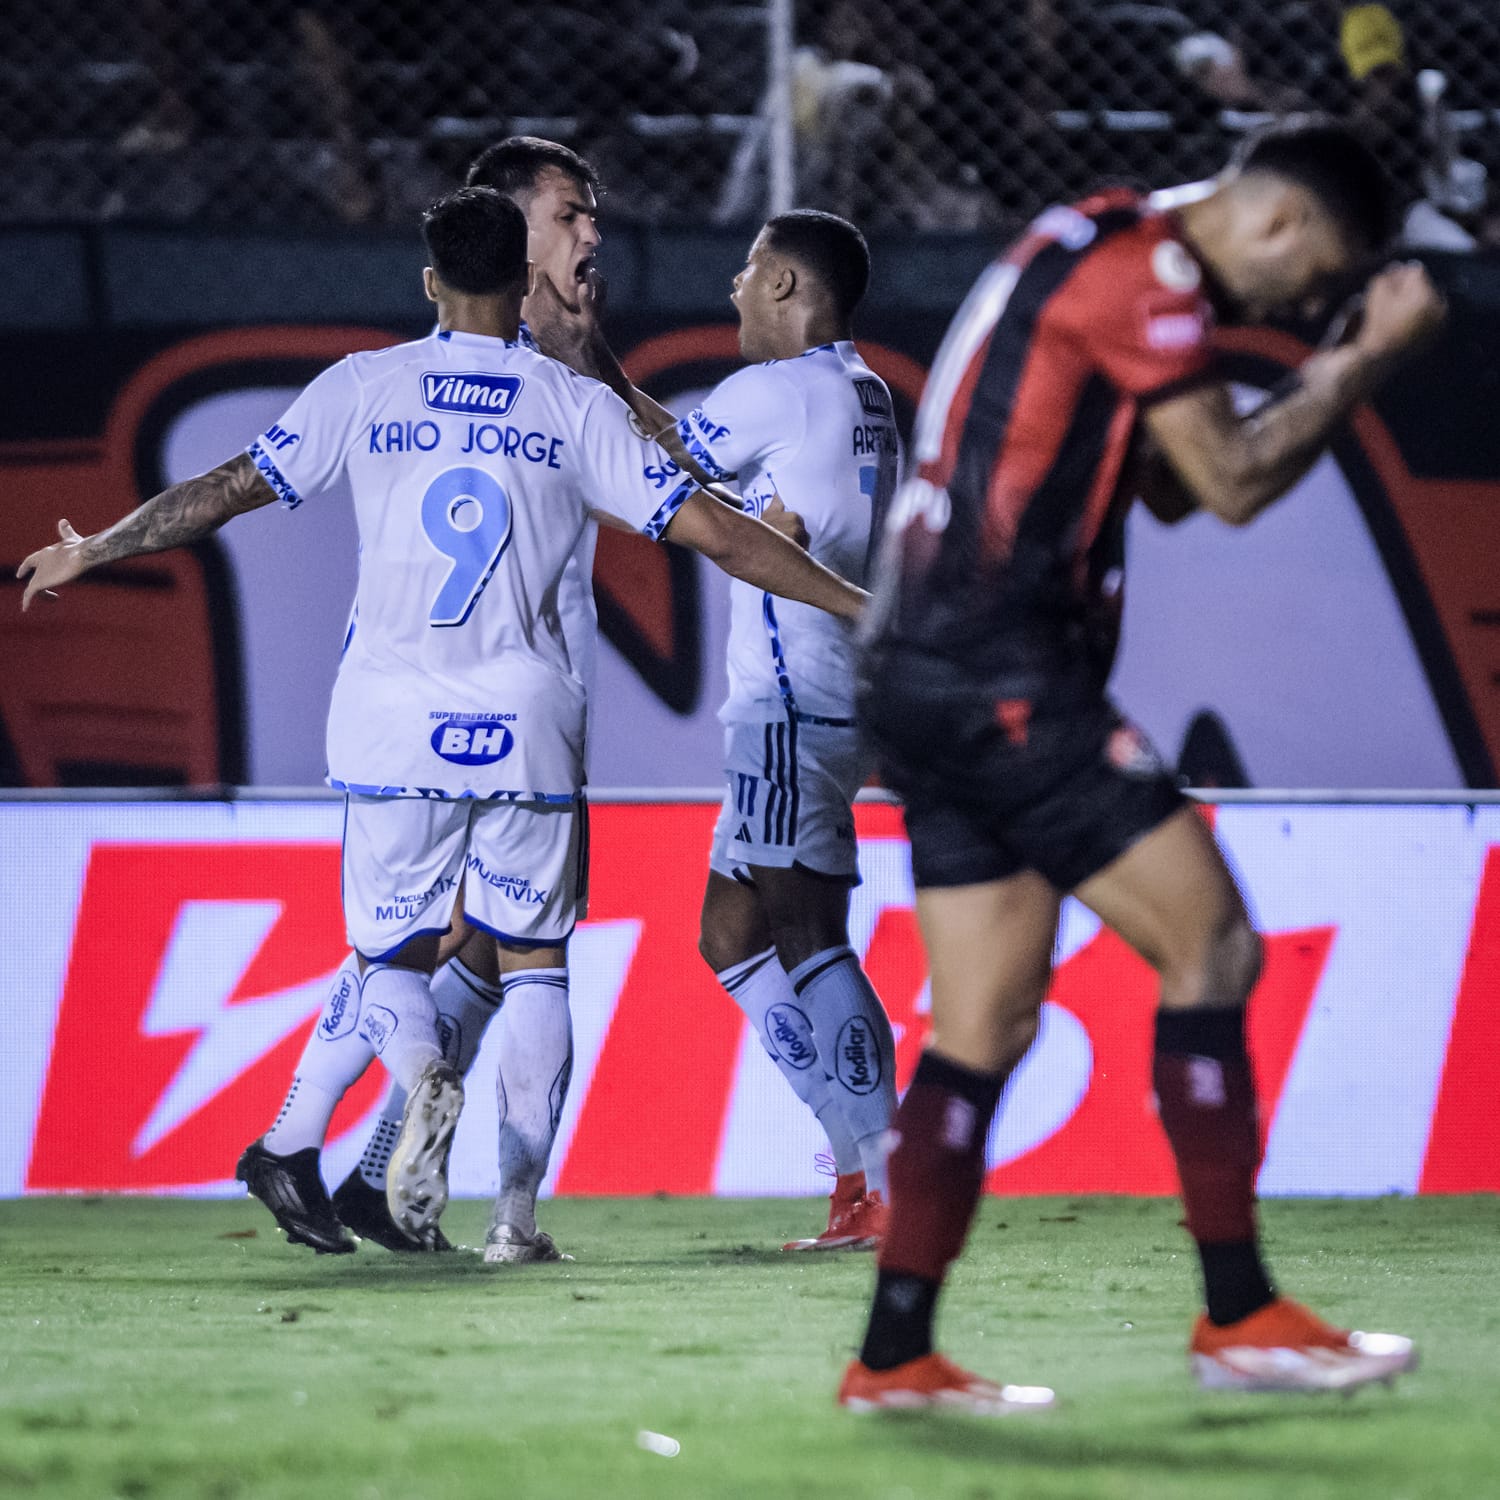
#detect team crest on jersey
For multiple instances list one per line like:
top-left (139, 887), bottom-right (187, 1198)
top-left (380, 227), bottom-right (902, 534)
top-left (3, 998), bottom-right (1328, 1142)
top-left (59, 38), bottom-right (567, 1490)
top-left (421, 371), bottom-right (524, 416)
top-left (1105, 721), bottom-right (1167, 778)
top-left (1151, 240), bottom-right (1201, 292)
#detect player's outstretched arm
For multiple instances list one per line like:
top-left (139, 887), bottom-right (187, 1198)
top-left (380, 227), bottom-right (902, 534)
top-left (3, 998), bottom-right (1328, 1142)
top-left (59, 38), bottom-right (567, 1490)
top-left (1144, 262), bottom-right (1446, 526)
top-left (16, 452), bottom-right (276, 610)
top-left (662, 492), bottom-right (866, 623)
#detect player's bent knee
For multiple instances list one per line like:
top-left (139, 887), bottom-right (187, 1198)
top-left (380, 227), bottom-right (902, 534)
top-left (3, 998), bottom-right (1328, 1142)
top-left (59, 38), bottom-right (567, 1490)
top-left (1217, 919), bottom-right (1263, 1006)
top-left (698, 926), bottom-right (738, 974)
top-left (997, 1008), bottom-right (1041, 1072)
top-left (1161, 917), bottom-right (1262, 1010)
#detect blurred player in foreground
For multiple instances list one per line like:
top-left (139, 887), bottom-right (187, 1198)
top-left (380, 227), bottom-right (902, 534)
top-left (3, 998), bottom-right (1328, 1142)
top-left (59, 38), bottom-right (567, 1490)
top-left (665, 211), bottom-right (900, 1251)
top-left (838, 118), bottom-right (1444, 1412)
top-left (18, 187), bottom-right (867, 1248)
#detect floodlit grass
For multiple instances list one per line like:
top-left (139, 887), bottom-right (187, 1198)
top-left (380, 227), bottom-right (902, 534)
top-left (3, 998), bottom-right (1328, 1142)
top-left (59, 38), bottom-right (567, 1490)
top-left (1, 1195), bottom-right (1496, 1499)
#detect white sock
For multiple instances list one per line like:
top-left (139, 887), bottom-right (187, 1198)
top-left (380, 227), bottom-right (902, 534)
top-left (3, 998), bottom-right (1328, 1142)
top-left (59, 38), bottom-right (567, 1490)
top-left (356, 964), bottom-right (443, 1093)
top-left (717, 948), bottom-right (862, 1177)
top-left (355, 956), bottom-right (503, 1188)
top-left (264, 954), bottom-right (374, 1155)
top-left (434, 956), bottom-right (505, 1074)
top-left (490, 968), bottom-right (572, 1238)
top-left (786, 946), bottom-right (898, 1195)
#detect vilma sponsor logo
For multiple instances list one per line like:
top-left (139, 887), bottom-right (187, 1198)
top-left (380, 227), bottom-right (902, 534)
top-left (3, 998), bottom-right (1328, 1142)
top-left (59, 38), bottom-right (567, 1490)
top-left (766, 1003), bottom-right (816, 1071)
top-left (836, 1015), bottom-right (881, 1096)
top-left (431, 715), bottom-right (516, 766)
top-left (422, 371), bottom-right (524, 416)
top-left (854, 377), bottom-right (892, 419)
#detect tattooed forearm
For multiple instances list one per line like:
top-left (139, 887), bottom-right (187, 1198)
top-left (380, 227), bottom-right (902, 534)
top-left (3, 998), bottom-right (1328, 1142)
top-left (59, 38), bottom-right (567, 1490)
top-left (82, 452), bottom-right (276, 566)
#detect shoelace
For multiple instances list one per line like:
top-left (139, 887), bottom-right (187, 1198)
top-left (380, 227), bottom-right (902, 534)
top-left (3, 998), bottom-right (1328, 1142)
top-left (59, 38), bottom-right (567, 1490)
top-left (813, 1152), bottom-right (838, 1180)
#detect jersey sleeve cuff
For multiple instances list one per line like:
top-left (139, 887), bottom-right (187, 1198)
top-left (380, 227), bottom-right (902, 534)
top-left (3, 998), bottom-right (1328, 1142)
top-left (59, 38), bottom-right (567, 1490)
top-left (675, 417), bottom-right (733, 482)
top-left (642, 479), bottom-right (697, 541)
top-left (247, 440), bottom-right (304, 510)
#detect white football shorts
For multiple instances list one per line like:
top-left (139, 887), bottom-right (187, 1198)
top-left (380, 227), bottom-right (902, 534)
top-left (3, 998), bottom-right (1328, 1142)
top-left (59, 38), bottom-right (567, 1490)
top-left (709, 715), bottom-right (871, 883)
top-left (342, 793), bottom-right (588, 959)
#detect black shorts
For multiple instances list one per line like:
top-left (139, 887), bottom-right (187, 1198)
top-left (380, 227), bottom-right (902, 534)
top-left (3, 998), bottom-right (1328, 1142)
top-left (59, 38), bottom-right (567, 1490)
top-left (859, 650), bottom-right (1184, 893)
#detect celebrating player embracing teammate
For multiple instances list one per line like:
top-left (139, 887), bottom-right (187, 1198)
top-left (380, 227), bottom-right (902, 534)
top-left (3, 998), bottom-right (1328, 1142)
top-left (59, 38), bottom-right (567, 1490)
top-left (18, 187), bottom-right (867, 1250)
top-left (661, 212), bottom-right (901, 1251)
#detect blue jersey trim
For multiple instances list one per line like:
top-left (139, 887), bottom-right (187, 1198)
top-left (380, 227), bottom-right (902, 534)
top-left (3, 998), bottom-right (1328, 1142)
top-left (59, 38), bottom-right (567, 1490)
top-left (642, 479), bottom-right (696, 541)
top-left (360, 929), bottom-right (451, 963)
top-left (247, 440), bottom-right (303, 510)
top-left (330, 778), bottom-right (577, 804)
top-left (463, 911), bottom-right (577, 949)
top-left (674, 415), bottom-right (734, 481)
top-left (758, 598), bottom-right (856, 725)
top-left (761, 594), bottom-right (799, 714)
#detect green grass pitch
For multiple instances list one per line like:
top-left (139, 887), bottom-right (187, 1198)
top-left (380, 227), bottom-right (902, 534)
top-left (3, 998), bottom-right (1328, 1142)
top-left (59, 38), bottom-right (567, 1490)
top-left (2, 1195), bottom-right (1497, 1499)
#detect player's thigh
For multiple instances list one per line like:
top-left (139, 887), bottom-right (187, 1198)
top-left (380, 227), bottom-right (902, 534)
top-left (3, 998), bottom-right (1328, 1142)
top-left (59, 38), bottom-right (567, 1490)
top-left (708, 717), bottom-right (863, 887)
top-left (699, 869), bottom-right (772, 971)
top-left (917, 872), bottom-right (1062, 1075)
top-left (342, 793), bottom-right (468, 961)
top-left (1073, 802), bottom-right (1258, 1004)
top-left (463, 797), bottom-right (585, 947)
top-left (745, 862), bottom-right (851, 967)
top-left (899, 786), bottom-right (1059, 1072)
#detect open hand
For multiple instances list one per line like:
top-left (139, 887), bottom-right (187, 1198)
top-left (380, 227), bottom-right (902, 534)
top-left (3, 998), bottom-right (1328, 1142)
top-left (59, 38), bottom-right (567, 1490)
top-left (526, 267), bottom-right (609, 376)
top-left (17, 519), bottom-right (92, 611)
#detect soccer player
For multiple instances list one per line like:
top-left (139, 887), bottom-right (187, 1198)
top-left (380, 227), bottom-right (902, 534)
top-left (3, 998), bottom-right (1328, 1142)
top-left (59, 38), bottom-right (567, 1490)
top-left (243, 137), bottom-right (753, 1264)
top-left (837, 119), bottom-right (1445, 1411)
top-left (18, 187), bottom-right (867, 1251)
top-left (658, 211), bottom-right (900, 1250)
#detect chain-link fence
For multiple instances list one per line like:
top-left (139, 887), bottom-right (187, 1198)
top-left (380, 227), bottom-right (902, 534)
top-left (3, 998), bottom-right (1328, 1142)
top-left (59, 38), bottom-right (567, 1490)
top-left (2, 2), bottom-right (1496, 243)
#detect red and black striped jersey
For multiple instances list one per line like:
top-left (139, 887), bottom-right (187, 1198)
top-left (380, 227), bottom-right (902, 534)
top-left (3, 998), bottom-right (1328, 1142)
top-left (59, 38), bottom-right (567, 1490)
top-left (868, 190), bottom-right (1217, 692)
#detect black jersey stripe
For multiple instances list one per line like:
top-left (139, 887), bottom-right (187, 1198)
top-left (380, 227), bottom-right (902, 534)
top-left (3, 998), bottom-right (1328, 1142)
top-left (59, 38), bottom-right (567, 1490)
top-left (780, 723), bottom-right (792, 846)
top-left (762, 722), bottom-right (777, 844)
top-left (786, 714), bottom-right (800, 844)
top-left (1013, 371), bottom-right (1123, 559)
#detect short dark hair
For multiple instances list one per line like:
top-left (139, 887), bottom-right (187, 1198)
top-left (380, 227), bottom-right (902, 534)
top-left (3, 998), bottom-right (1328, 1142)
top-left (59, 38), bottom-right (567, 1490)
top-left (764, 210), bottom-right (871, 321)
top-left (1234, 116), bottom-right (1396, 252)
top-left (465, 136), bottom-right (601, 200)
top-left (421, 188), bottom-right (529, 295)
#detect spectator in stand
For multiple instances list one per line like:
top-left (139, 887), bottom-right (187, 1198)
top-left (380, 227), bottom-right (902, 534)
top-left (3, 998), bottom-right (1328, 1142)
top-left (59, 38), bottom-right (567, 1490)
top-left (1176, 2), bottom-right (1488, 250)
top-left (119, 0), bottom-right (380, 223)
top-left (719, 0), bottom-right (994, 231)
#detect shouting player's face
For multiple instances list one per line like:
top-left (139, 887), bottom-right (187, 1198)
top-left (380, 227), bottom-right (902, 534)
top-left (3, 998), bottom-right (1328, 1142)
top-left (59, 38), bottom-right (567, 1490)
top-left (524, 168), bottom-right (601, 312)
top-left (731, 229), bottom-right (783, 363)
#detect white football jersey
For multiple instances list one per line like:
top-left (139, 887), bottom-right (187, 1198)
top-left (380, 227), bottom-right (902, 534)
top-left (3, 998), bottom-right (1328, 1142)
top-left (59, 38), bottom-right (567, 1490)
top-left (485, 320), bottom-right (600, 764)
top-left (248, 327), bottom-right (695, 799)
top-left (677, 341), bottom-right (897, 722)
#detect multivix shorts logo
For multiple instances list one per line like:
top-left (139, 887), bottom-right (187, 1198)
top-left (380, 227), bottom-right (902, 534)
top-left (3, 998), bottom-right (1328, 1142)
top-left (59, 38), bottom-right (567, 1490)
top-left (836, 1016), bottom-right (881, 1095)
top-left (431, 716), bottom-right (515, 766)
top-left (422, 371), bottom-right (523, 416)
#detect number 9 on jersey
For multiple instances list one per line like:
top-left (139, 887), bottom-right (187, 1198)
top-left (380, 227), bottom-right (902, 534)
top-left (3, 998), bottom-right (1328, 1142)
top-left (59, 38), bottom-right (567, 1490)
top-left (420, 466), bottom-right (513, 627)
